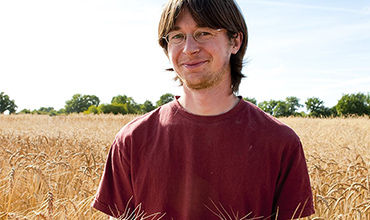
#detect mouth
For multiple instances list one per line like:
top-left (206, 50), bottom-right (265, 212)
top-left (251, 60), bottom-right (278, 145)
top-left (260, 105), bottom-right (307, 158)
top-left (182, 60), bottom-right (207, 69)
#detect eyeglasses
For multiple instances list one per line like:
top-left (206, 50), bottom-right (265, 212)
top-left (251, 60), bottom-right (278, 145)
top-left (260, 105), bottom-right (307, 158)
top-left (163, 28), bottom-right (223, 45)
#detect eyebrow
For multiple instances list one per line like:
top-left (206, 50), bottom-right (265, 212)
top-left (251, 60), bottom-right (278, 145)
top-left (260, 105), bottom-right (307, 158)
top-left (171, 26), bottom-right (181, 31)
top-left (171, 24), bottom-right (204, 32)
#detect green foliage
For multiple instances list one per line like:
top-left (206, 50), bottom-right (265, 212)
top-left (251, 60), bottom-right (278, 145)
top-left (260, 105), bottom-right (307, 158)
top-left (258, 100), bottom-right (277, 115)
top-left (33, 107), bottom-right (58, 116)
top-left (84, 95), bottom-right (157, 115)
top-left (98, 103), bottom-right (128, 115)
top-left (329, 106), bottom-right (338, 117)
top-left (111, 95), bottom-right (133, 105)
top-left (84, 105), bottom-right (100, 115)
top-left (19, 107), bottom-right (63, 116)
top-left (141, 100), bottom-right (156, 113)
top-left (4, 90), bottom-right (370, 117)
top-left (84, 103), bottom-right (137, 115)
top-left (65, 94), bottom-right (100, 114)
top-left (274, 100), bottom-right (290, 117)
top-left (0, 92), bottom-right (17, 114)
top-left (19, 109), bottom-right (32, 114)
top-left (111, 94), bottom-right (141, 113)
top-left (257, 97), bottom-right (302, 117)
top-left (305, 97), bottom-right (332, 117)
top-left (285, 96), bottom-right (303, 116)
top-left (244, 97), bottom-right (257, 105)
top-left (156, 93), bottom-right (174, 107)
top-left (336, 92), bottom-right (370, 116)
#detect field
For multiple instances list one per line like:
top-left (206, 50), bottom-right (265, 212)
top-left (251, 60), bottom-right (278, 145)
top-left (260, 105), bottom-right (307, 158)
top-left (0, 114), bottom-right (369, 219)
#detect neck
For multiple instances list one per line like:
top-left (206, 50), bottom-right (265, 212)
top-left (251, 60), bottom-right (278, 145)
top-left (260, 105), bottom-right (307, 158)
top-left (178, 84), bottom-right (240, 116)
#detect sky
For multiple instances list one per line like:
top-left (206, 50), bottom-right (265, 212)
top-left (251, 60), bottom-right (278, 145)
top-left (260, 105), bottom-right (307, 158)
top-left (0, 0), bottom-right (369, 111)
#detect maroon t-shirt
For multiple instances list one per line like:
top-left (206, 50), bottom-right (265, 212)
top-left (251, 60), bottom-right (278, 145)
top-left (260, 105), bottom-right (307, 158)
top-left (92, 97), bottom-right (314, 219)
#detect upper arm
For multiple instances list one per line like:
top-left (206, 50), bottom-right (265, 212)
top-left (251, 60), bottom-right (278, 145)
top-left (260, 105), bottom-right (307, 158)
top-left (273, 141), bottom-right (315, 219)
top-left (92, 135), bottom-right (135, 217)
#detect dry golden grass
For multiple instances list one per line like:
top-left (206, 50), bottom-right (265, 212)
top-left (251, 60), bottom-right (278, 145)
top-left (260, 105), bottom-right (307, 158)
top-left (0, 114), bottom-right (137, 220)
top-left (281, 117), bottom-right (370, 220)
top-left (0, 114), bottom-right (369, 219)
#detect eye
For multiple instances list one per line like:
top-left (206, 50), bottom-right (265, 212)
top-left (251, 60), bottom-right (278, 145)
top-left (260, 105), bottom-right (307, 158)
top-left (171, 33), bottom-right (184, 40)
top-left (198, 31), bottom-right (213, 36)
top-left (195, 29), bottom-right (216, 42)
top-left (168, 32), bottom-right (185, 44)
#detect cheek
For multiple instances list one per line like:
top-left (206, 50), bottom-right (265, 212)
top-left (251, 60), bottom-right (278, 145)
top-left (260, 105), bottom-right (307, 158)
top-left (167, 48), bottom-right (178, 65)
top-left (210, 47), bottom-right (232, 64)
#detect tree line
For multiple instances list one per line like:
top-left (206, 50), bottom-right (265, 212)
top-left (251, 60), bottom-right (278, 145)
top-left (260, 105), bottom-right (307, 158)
top-left (1, 91), bottom-right (370, 117)
top-left (0, 92), bottom-right (174, 116)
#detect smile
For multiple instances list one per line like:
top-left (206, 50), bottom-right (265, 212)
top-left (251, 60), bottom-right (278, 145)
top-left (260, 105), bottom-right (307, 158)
top-left (182, 61), bottom-right (207, 69)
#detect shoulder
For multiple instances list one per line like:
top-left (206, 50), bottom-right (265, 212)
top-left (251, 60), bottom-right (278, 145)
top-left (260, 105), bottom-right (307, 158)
top-left (242, 100), bottom-right (301, 145)
top-left (115, 101), bottom-right (176, 140)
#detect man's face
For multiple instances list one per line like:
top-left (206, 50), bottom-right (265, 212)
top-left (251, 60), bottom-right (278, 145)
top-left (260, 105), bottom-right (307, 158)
top-left (167, 8), bottom-right (239, 91)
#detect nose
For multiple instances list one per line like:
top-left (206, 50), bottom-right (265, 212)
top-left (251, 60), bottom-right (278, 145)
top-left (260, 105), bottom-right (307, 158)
top-left (182, 34), bottom-right (200, 55)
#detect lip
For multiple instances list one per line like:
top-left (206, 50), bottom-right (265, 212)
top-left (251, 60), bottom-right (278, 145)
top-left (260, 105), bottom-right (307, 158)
top-left (182, 60), bottom-right (207, 68)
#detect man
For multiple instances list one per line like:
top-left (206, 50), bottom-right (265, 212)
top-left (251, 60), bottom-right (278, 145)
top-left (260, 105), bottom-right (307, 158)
top-left (92, 0), bottom-right (315, 219)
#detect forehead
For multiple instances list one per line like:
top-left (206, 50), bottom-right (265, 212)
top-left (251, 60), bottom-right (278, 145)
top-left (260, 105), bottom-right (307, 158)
top-left (173, 8), bottom-right (202, 30)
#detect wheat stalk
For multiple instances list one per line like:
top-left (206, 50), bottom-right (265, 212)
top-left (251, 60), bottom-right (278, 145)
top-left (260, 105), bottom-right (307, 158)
top-left (0, 115), bottom-right (369, 219)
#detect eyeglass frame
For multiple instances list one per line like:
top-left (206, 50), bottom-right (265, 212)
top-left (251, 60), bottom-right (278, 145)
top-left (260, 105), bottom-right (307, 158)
top-left (162, 27), bottom-right (224, 45)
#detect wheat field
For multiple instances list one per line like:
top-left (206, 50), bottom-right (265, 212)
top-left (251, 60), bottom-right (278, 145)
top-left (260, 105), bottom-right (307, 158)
top-left (0, 114), bottom-right (369, 219)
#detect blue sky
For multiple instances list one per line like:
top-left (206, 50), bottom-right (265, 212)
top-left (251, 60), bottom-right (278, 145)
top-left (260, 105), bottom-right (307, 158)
top-left (0, 0), bottom-right (369, 111)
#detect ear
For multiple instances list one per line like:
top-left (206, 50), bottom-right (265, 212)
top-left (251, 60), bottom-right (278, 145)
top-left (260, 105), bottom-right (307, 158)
top-left (231, 32), bottom-right (243, 54)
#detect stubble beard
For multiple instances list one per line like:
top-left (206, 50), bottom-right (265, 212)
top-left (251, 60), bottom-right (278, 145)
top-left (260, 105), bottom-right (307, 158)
top-left (179, 60), bottom-right (231, 91)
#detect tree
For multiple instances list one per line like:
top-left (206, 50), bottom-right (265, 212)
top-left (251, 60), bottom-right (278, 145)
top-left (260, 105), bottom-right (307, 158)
top-left (111, 95), bottom-right (140, 113)
top-left (273, 101), bottom-right (290, 117)
top-left (305, 97), bottom-right (331, 117)
top-left (336, 92), bottom-right (370, 116)
top-left (141, 100), bottom-right (156, 113)
top-left (258, 97), bottom-right (302, 117)
top-left (33, 107), bottom-right (58, 116)
top-left (112, 95), bottom-right (134, 105)
top-left (84, 105), bottom-right (100, 115)
top-left (285, 96), bottom-right (303, 116)
top-left (98, 103), bottom-right (128, 115)
top-left (0, 92), bottom-right (17, 114)
top-left (156, 93), bottom-right (174, 107)
top-left (65, 94), bottom-right (100, 114)
top-left (244, 97), bottom-right (257, 105)
top-left (329, 106), bottom-right (338, 117)
top-left (258, 100), bottom-right (278, 115)
top-left (19, 109), bottom-right (32, 114)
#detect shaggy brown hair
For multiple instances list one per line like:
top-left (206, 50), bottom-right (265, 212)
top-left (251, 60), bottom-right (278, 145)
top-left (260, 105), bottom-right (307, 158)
top-left (158, 0), bottom-right (248, 93)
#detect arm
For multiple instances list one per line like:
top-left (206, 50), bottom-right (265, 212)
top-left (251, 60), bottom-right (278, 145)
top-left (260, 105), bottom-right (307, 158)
top-left (273, 140), bottom-right (315, 219)
top-left (92, 135), bottom-right (135, 217)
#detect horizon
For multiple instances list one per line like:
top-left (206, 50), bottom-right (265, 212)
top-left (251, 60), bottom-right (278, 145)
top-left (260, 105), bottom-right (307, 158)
top-left (5, 91), bottom-right (370, 113)
top-left (1, 0), bottom-right (369, 111)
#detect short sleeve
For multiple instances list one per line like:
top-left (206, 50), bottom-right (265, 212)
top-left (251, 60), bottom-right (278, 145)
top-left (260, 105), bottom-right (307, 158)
top-left (273, 140), bottom-right (315, 219)
top-left (91, 134), bottom-right (135, 217)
